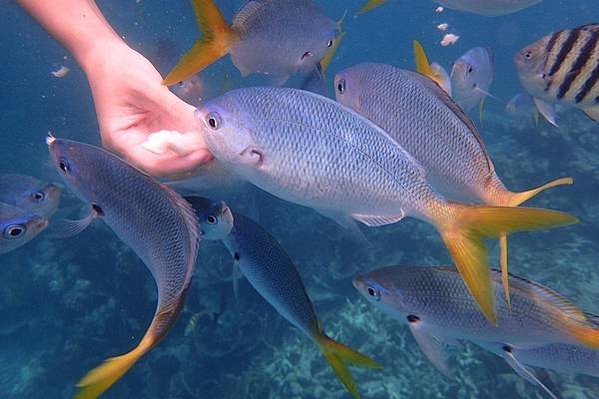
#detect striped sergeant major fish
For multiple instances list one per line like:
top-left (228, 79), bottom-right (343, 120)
top-left (515, 23), bottom-right (599, 126)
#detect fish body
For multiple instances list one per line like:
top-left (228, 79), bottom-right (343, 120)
top-left (451, 47), bottom-right (494, 113)
top-left (0, 202), bottom-right (48, 254)
top-left (186, 196), bottom-right (381, 398)
top-left (47, 137), bottom-right (199, 399)
top-left (164, 0), bottom-right (339, 88)
top-left (481, 339), bottom-right (599, 378)
top-left (353, 266), bottom-right (599, 348)
top-left (334, 63), bottom-right (565, 207)
top-left (0, 174), bottom-right (60, 219)
top-left (436, 0), bottom-right (541, 16)
top-left (515, 24), bottom-right (599, 122)
top-left (198, 86), bottom-right (577, 324)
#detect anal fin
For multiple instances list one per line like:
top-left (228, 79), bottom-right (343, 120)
top-left (351, 210), bottom-right (405, 227)
top-left (501, 345), bottom-right (558, 399)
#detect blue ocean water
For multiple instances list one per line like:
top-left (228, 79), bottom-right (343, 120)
top-left (1, 0), bottom-right (599, 398)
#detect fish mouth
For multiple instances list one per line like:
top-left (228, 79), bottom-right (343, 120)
top-left (352, 274), bottom-right (365, 290)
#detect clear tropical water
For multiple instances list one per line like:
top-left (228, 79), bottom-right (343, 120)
top-left (1, 1), bottom-right (599, 398)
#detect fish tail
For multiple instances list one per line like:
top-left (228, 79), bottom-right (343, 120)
top-left (413, 40), bottom-right (434, 78)
top-left (507, 177), bottom-right (574, 207)
top-left (74, 340), bottom-right (150, 399)
top-left (437, 204), bottom-right (578, 325)
top-left (163, 0), bottom-right (237, 86)
top-left (316, 333), bottom-right (382, 399)
top-left (357, 0), bottom-right (387, 15)
top-left (499, 176), bottom-right (573, 307)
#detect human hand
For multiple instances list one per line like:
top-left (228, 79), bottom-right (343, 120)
top-left (84, 41), bottom-right (212, 179)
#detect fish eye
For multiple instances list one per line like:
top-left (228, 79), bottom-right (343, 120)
top-left (58, 157), bottom-right (70, 173)
top-left (32, 191), bottom-right (46, 202)
top-left (205, 214), bottom-right (218, 225)
top-left (3, 224), bottom-right (26, 239)
top-left (327, 39), bottom-right (334, 48)
top-left (467, 66), bottom-right (473, 74)
top-left (367, 286), bottom-right (380, 301)
top-left (524, 51), bottom-right (533, 60)
top-left (206, 112), bottom-right (222, 130)
top-left (336, 78), bottom-right (346, 94)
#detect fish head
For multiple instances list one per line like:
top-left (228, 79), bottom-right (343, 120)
top-left (297, 25), bottom-right (340, 74)
top-left (185, 196), bottom-right (234, 241)
top-left (451, 57), bottom-right (478, 95)
top-left (353, 268), bottom-right (409, 319)
top-left (46, 135), bottom-right (103, 204)
top-left (334, 66), bottom-right (365, 111)
top-left (23, 183), bottom-right (61, 219)
top-left (196, 95), bottom-right (263, 170)
top-left (515, 36), bottom-right (550, 94)
top-left (0, 203), bottom-right (48, 254)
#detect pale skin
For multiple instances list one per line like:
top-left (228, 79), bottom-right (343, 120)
top-left (16, 0), bottom-right (212, 178)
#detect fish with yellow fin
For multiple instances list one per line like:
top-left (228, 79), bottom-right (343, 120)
top-left (332, 42), bottom-right (572, 307)
top-left (186, 196), bottom-right (382, 398)
top-left (47, 136), bottom-right (200, 399)
top-left (354, 265), bottom-right (599, 398)
top-left (198, 86), bottom-right (577, 325)
top-left (164, 0), bottom-right (342, 92)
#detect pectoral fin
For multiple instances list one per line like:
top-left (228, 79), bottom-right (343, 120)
top-left (407, 315), bottom-right (453, 377)
top-left (501, 345), bottom-right (558, 399)
top-left (50, 204), bottom-right (103, 238)
top-left (232, 260), bottom-right (242, 304)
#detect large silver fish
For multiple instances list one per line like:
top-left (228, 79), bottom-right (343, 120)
top-left (0, 202), bottom-right (48, 255)
top-left (187, 196), bottom-right (381, 398)
top-left (0, 174), bottom-right (60, 219)
top-left (334, 62), bottom-right (572, 304)
top-left (451, 47), bottom-right (495, 113)
top-left (198, 86), bottom-right (576, 324)
top-left (515, 24), bottom-right (599, 123)
top-left (358, 0), bottom-right (541, 16)
top-left (354, 266), bottom-right (599, 397)
top-left (164, 0), bottom-right (340, 89)
top-left (47, 136), bottom-right (200, 399)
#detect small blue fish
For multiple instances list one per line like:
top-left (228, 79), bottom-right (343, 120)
top-left (187, 196), bottom-right (381, 399)
top-left (0, 202), bottom-right (48, 254)
top-left (0, 174), bottom-right (60, 219)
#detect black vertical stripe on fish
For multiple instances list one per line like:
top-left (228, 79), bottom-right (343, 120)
top-left (557, 32), bottom-right (598, 100)
top-left (548, 28), bottom-right (582, 77)
top-left (544, 32), bottom-right (561, 71)
top-left (575, 62), bottom-right (599, 103)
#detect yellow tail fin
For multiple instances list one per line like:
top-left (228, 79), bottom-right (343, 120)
top-left (499, 176), bottom-right (574, 307)
top-left (74, 341), bottom-right (150, 399)
top-left (357, 0), bottom-right (387, 14)
top-left (438, 205), bottom-right (578, 325)
top-left (413, 40), bottom-right (434, 78)
top-left (163, 0), bottom-right (237, 86)
top-left (316, 333), bottom-right (382, 399)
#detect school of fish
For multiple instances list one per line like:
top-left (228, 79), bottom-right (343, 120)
top-left (3, 0), bottom-right (599, 398)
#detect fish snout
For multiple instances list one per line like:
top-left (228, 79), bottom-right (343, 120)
top-left (29, 216), bottom-right (49, 231)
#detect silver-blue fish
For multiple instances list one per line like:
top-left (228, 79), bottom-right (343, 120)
top-left (354, 266), bottom-right (599, 397)
top-left (0, 174), bottom-right (60, 219)
top-left (186, 196), bottom-right (381, 399)
top-left (198, 85), bottom-right (576, 325)
top-left (451, 47), bottom-right (495, 113)
top-left (47, 135), bottom-right (200, 399)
